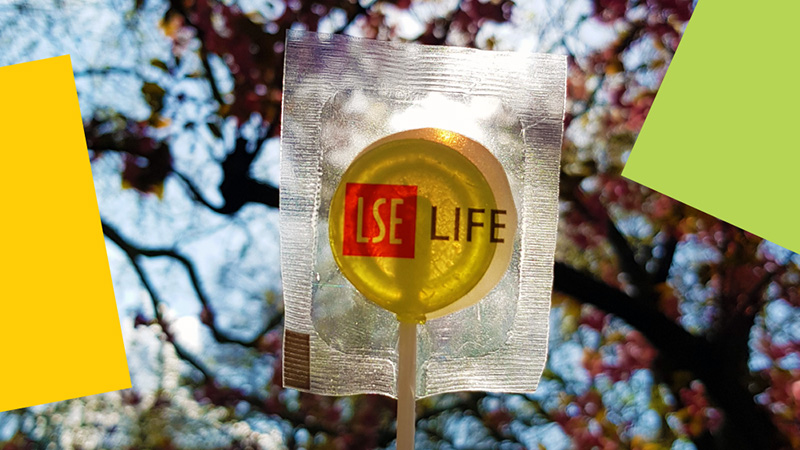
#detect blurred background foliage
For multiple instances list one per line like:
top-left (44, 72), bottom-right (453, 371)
top-left (1, 0), bottom-right (799, 449)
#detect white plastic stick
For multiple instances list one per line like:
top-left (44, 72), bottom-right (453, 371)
top-left (397, 320), bottom-right (417, 450)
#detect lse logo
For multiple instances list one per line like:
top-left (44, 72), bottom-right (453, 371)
top-left (343, 183), bottom-right (418, 258)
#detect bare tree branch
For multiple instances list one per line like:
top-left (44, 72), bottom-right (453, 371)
top-left (167, 0), bottom-right (225, 106)
top-left (102, 222), bottom-right (280, 347)
top-left (106, 223), bottom-right (214, 380)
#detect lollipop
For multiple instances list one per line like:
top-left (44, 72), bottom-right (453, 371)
top-left (328, 129), bottom-right (517, 447)
top-left (280, 30), bottom-right (566, 449)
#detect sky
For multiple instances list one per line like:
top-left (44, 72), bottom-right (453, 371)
top-left (0, 0), bottom-right (796, 448)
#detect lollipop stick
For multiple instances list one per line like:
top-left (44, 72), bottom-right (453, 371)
top-left (397, 320), bottom-right (417, 450)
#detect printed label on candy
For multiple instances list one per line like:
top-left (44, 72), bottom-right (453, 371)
top-left (329, 129), bottom-right (517, 323)
top-left (343, 183), bottom-right (418, 259)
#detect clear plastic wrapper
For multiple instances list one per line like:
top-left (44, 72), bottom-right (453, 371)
top-left (281, 30), bottom-right (566, 399)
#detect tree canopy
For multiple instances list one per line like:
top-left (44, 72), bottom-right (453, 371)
top-left (1, 0), bottom-right (798, 449)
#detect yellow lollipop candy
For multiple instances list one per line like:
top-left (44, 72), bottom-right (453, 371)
top-left (329, 129), bottom-right (517, 324)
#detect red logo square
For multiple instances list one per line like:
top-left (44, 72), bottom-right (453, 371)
top-left (342, 183), bottom-right (417, 258)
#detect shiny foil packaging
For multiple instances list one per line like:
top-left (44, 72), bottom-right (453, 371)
top-left (281, 30), bottom-right (566, 398)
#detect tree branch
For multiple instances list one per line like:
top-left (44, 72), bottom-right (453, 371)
top-left (171, 169), bottom-right (227, 214)
top-left (102, 222), bottom-right (279, 347)
top-left (553, 262), bottom-right (788, 449)
top-left (554, 262), bottom-right (705, 368)
top-left (103, 222), bottom-right (333, 439)
top-left (106, 225), bottom-right (213, 380)
top-left (653, 234), bottom-right (678, 284)
top-left (167, 0), bottom-right (225, 106)
top-left (174, 136), bottom-right (279, 214)
top-left (74, 67), bottom-right (140, 78)
top-left (572, 189), bottom-right (654, 299)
